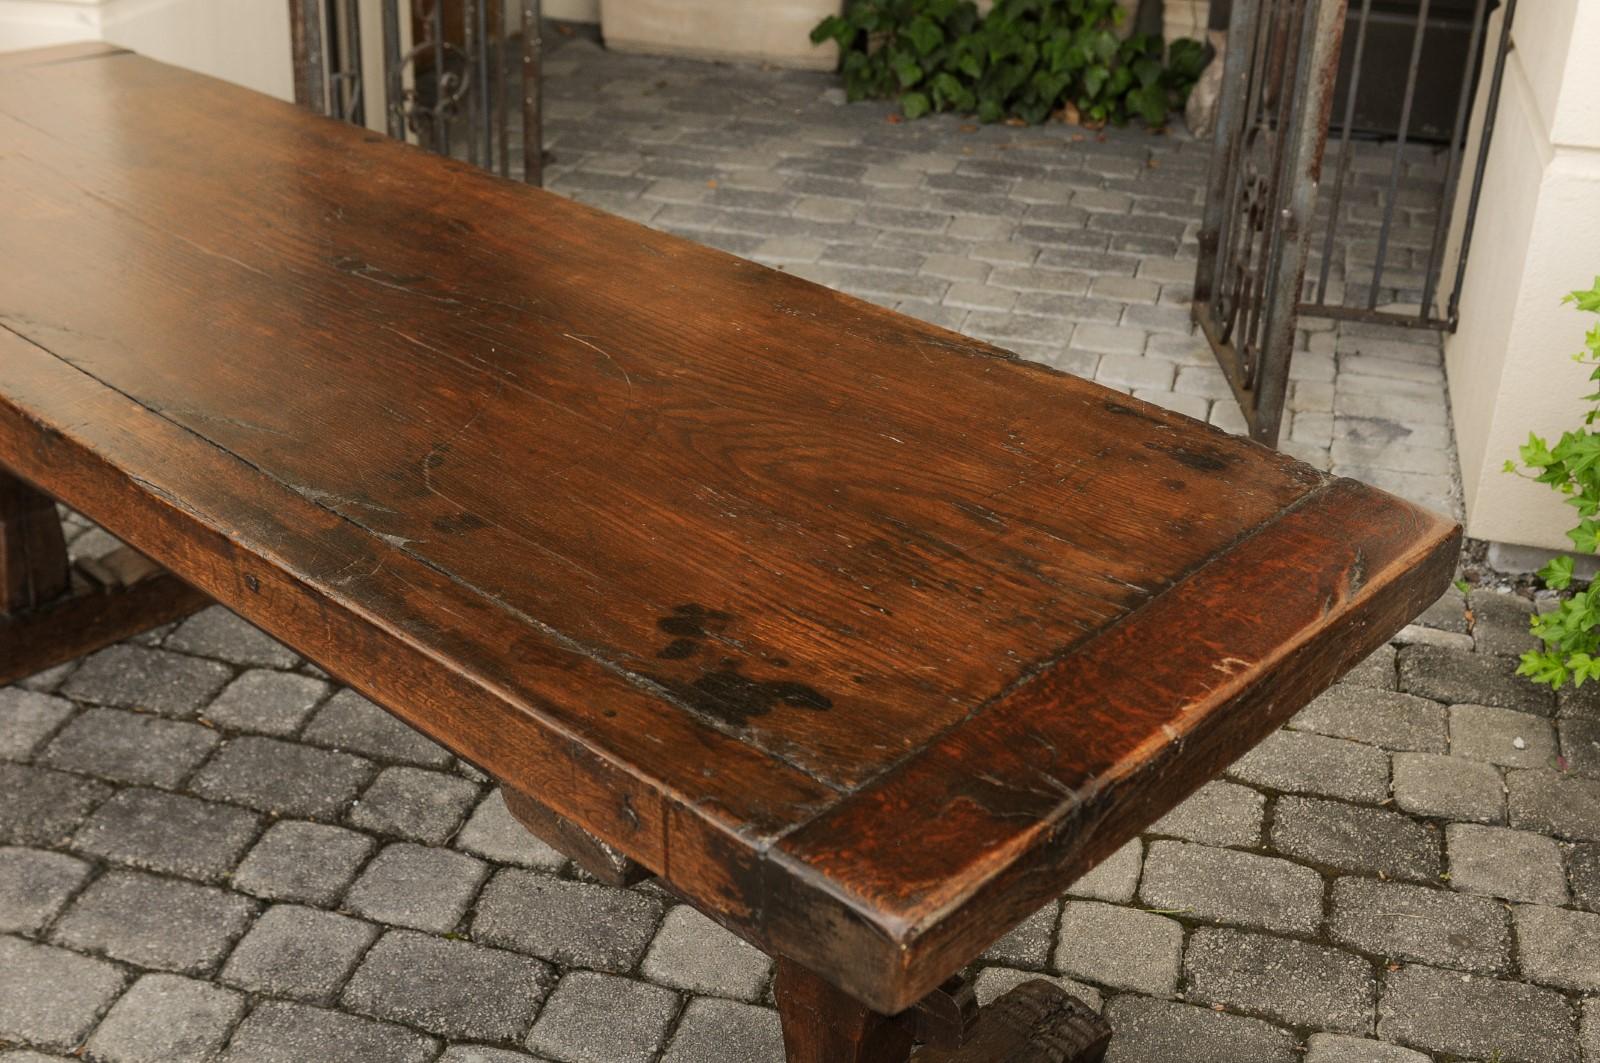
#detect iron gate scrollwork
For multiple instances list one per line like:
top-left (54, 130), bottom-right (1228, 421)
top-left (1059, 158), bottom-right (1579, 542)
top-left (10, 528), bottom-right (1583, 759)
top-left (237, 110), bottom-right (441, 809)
top-left (290, 0), bottom-right (544, 186)
top-left (1193, 0), bottom-right (1349, 447)
top-left (1195, 0), bottom-right (1516, 446)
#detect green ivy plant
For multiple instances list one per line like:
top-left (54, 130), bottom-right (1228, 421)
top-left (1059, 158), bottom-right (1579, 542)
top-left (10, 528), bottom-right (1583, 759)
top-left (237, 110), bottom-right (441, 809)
top-left (811, 0), bottom-right (1205, 126)
top-left (1505, 276), bottom-right (1600, 689)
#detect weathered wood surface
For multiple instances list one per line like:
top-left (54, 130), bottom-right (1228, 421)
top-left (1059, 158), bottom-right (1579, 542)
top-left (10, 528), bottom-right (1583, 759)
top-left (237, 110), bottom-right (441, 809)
top-left (0, 47), bottom-right (1460, 1015)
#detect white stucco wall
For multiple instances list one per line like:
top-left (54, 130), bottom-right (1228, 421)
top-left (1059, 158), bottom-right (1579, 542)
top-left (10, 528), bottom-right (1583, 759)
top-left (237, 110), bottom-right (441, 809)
top-left (1445, 0), bottom-right (1600, 552)
top-left (0, 0), bottom-right (600, 86)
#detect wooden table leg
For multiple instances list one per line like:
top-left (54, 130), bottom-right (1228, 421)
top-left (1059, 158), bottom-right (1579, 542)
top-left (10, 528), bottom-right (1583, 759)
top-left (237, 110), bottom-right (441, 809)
top-left (0, 471), bottom-right (209, 686)
top-left (774, 958), bottom-right (915, 1063)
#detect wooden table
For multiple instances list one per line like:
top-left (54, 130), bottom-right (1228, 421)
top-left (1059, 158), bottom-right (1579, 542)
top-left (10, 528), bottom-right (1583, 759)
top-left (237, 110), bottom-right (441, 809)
top-left (0, 44), bottom-right (1459, 1061)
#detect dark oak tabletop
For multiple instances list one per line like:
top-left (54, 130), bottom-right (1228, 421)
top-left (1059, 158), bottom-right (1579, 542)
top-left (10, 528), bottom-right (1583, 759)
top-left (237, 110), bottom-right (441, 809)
top-left (0, 47), bottom-right (1459, 1012)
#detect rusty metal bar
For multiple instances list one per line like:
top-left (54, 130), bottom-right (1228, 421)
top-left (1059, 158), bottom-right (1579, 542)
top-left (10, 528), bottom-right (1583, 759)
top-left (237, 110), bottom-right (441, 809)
top-left (1446, 0), bottom-right (1517, 329)
top-left (1367, 0), bottom-right (1431, 309)
top-left (1194, 0), bottom-right (1264, 310)
top-left (1419, 0), bottom-right (1487, 320)
top-left (289, 0), bottom-right (328, 114)
top-left (381, 0), bottom-right (405, 140)
top-left (1312, 0), bottom-right (1372, 307)
top-left (522, 0), bottom-right (543, 186)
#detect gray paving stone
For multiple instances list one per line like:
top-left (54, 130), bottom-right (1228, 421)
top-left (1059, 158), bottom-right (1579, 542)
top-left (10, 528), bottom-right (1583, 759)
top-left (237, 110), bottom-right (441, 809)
top-left (190, 736), bottom-right (374, 819)
top-left (1303, 1033), bottom-right (1430, 1063)
top-left (1572, 842), bottom-right (1600, 913)
top-left (84, 973), bottom-right (246, 1063)
top-left (1329, 877), bottom-right (1510, 974)
top-left (202, 670), bottom-right (329, 736)
top-left (1230, 731), bottom-right (1391, 804)
top-left (220, 1000), bottom-right (437, 1063)
top-left (303, 690), bottom-right (453, 768)
top-left (1148, 780), bottom-right (1265, 848)
top-left (979, 900), bottom-right (1058, 970)
top-left (0, 848), bottom-right (90, 935)
top-left (231, 820), bottom-right (377, 906)
top-left (0, 935), bottom-right (127, 1050)
top-left (1290, 685), bottom-right (1448, 753)
top-left (0, 762), bottom-right (110, 847)
top-left (1390, 752), bottom-right (1505, 823)
top-left (0, 689), bottom-right (74, 760)
top-left (343, 843), bottom-right (487, 934)
top-left (1449, 704), bottom-right (1559, 769)
top-left (1414, 587), bottom-right (1469, 632)
top-left (1064, 839), bottom-right (1142, 903)
top-left (39, 707), bottom-right (218, 788)
top-left (1139, 840), bottom-right (1323, 934)
top-left (526, 970), bottom-right (678, 1063)
top-left (1398, 644), bottom-right (1554, 715)
top-left (166, 607), bottom-right (299, 668)
top-left (1560, 717), bottom-right (1600, 777)
top-left (1102, 996), bottom-right (1296, 1063)
top-left (1343, 646), bottom-right (1398, 692)
top-left (73, 788), bottom-right (260, 882)
top-left (1507, 768), bottom-right (1600, 841)
top-left (1469, 590), bottom-right (1539, 657)
top-left (52, 869), bottom-right (255, 974)
top-left (971, 967), bottom-right (1103, 1010)
top-left (346, 765), bottom-right (479, 845)
top-left (1584, 1001), bottom-right (1599, 1063)
top-left (1271, 796), bottom-right (1439, 883)
top-left (473, 869), bottom-right (664, 972)
top-left (1513, 904), bottom-right (1600, 993)
top-left (659, 996), bottom-right (781, 1063)
top-left (1055, 900), bottom-right (1182, 996)
top-left (343, 928), bottom-right (553, 1042)
top-left (454, 791), bottom-right (568, 871)
top-left (61, 645), bottom-right (232, 718)
top-left (1377, 964), bottom-right (1578, 1063)
top-left (642, 904), bottom-right (772, 1001)
top-left (1446, 824), bottom-right (1567, 904)
top-left (222, 904), bottom-right (378, 1003)
top-left (1183, 927), bottom-right (1376, 1035)
top-left (438, 1048), bottom-right (543, 1063)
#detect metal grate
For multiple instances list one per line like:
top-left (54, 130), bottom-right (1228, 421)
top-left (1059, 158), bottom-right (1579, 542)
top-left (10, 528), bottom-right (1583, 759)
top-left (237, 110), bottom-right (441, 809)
top-left (289, 0), bottom-right (544, 186)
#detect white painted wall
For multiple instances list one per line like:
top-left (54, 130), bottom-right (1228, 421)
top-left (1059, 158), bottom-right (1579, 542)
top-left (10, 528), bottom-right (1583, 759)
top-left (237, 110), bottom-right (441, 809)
top-left (0, 0), bottom-right (597, 97)
top-left (1445, 0), bottom-right (1600, 551)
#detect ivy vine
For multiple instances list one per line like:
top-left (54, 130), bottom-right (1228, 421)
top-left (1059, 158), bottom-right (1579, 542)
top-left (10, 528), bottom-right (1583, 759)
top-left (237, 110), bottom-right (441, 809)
top-left (1505, 277), bottom-right (1600, 689)
top-left (811, 0), bottom-right (1207, 127)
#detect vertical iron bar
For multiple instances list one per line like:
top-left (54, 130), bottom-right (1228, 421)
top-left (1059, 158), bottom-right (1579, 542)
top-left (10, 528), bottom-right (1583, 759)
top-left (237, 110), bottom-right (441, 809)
top-left (1418, 0), bottom-right (1487, 320)
top-left (1238, 0), bottom-right (1299, 383)
top-left (522, 0), bottom-right (543, 186)
top-left (1447, 0), bottom-right (1516, 328)
top-left (1367, 0), bottom-right (1431, 309)
top-left (1213, 0), bottom-right (1277, 332)
top-left (1314, 0), bottom-right (1372, 307)
top-left (289, 0), bottom-right (329, 114)
top-left (341, 0), bottom-right (365, 126)
top-left (1252, 0), bottom-right (1348, 444)
top-left (432, 0), bottom-right (450, 156)
top-left (1194, 0), bottom-right (1264, 308)
top-left (465, 0), bottom-right (481, 166)
top-left (381, 0), bottom-right (404, 139)
top-left (477, 0), bottom-right (493, 171)
top-left (497, 0), bottom-right (512, 177)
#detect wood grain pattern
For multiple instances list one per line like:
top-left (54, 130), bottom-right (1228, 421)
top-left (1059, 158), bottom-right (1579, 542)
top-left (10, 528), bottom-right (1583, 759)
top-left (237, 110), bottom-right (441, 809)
top-left (774, 958), bottom-right (915, 1063)
top-left (0, 46), bottom-right (1460, 1018)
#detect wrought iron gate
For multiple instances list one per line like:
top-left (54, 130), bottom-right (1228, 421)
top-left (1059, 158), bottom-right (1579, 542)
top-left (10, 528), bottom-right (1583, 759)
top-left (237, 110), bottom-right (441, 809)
top-left (289, 0), bottom-right (545, 186)
top-left (1194, 0), bottom-right (1516, 445)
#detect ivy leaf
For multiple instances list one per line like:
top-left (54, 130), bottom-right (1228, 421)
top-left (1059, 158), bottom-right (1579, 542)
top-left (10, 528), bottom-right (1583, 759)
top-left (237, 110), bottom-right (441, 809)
top-left (1569, 518), bottom-right (1600, 554)
top-left (1541, 555), bottom-right (1576, 591)
top-left (901, 91), bottom-right (932, 119)
top-left (893, 53), bottom-right (926, 88)
top-left (904, 16), bottom-right (945, 56)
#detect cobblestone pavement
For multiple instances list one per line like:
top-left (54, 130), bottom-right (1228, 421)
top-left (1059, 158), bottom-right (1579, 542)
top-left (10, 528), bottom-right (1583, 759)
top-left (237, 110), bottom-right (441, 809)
top-left (4, 32), bottom-right (1574, 1063)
